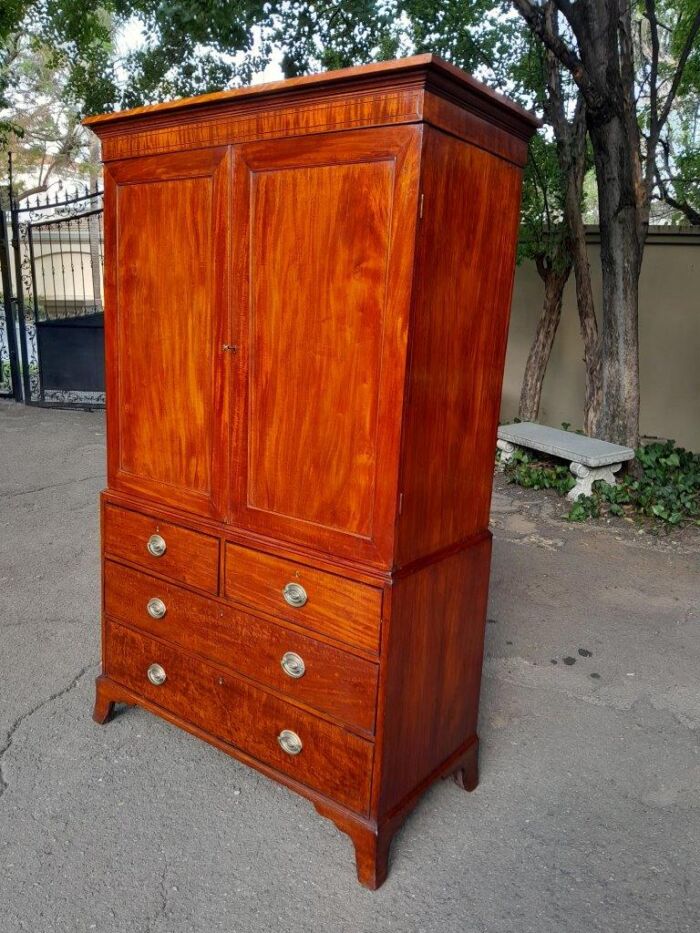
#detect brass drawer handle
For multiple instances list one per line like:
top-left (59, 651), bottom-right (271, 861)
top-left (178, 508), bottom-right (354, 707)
top-left (278, 729), bottom-right (303, 756)
top-left (281, 651), bottom-right (305, 679)
top-left (147, 534), bottom-right (167, 558)
top-left (282, 582), bottom-right (307, 608)
top-left (147, 663), bottom-right (167, 686)
top-left (147, 597), bottom-right (167, 620)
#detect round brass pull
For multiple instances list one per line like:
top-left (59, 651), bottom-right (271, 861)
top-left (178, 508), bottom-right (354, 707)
top-left (147, 663), bottom-right (167, 686)
top-left (281, 651), bottom-right (305, 679)
top-left (147, 598), bottom-right (167, 620)
top-left (277, 729), bottom-right (303, 756)
top-left (147, 534), bottom-right (167, 558)
top-left (282, 582), bottom-right (307, 608)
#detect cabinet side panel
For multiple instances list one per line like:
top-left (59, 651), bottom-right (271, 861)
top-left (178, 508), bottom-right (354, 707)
top-left (397, 127), bottom-right (523, 565)
top-left (378, 534), bottom-right (492, 813)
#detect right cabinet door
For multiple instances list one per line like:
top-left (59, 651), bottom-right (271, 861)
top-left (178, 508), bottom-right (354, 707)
top-left (229, 127), bottom-right (421, 566)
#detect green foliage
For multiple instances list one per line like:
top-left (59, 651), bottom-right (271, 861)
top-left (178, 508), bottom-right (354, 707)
top-left (1, 0), bottom-right (270, 122)
top-left (635, 0), bottom-right (700, 224)
top-left (626, 441), bottom-right (700, 525)
top-left (518, 131), bottom-right (569, 268)
top-left (269, 0), bottom-right (499, 78)
top-left (504, 448), bottom-right (575, 495)
top-left (265, 2), bottom-right (581, 275)
top-left (566, 495), bottom-right (599, 521)
top-left (504, 440), bottom-right (700, 529)
top-left (116, 0), bottom-right (268, 108)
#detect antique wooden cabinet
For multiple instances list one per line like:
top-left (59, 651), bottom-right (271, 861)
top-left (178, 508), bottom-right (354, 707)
top-left (85, 55), bottom-right (537, 889)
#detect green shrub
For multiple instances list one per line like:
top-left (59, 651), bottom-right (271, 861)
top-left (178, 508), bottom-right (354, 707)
top-left (502, 440), bottom-right (700, 529)
top-left (504, 448), bottom-right (576, 495)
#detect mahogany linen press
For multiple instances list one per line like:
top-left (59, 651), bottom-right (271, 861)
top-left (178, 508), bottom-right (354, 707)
top-left (85, 55), bottom-right (537, 889)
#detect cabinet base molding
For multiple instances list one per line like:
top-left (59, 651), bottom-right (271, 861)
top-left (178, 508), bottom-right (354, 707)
top-left (92, 674), bottom-right (479, 889)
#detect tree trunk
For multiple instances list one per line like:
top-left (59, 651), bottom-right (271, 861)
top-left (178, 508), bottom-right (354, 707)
top-left (518, 259), bottom-right (572, 422)
top-left (564, 185), bottom-right (601, 436)
top-left (588, 113), bottom-right (642, 448)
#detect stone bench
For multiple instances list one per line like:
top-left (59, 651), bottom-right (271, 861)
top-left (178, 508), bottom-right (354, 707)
top-left (496, 422), bottom-right (635, 501)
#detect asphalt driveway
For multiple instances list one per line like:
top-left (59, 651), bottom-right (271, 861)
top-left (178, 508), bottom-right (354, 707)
top-left (1, 400), bottom-right (698, 933)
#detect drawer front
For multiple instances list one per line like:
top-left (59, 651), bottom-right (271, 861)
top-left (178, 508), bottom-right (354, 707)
top-left (105, 621), bottom-right (373, 814)
top-left (104, 561), bottom-right (378, 732)
top-left (103, 504), bottom-right (219, 594)
top-left (224, 544), bottom-right (382, 653)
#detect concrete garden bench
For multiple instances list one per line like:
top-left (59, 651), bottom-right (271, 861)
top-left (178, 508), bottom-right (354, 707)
top-left (496, 422), bottom-right (635, 501)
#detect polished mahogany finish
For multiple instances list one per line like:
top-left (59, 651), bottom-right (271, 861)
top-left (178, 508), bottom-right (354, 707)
top-left (103, 503), bottom-right (219, 593)
top-left (103, 149), bottom-right (231, 521)
top-left (104, 560), bottom-right (379, 732)
top-left (223, 543), bottom-right (382, 653)
top-left (228, 128), bottom-right (420, 564)
top-left (86, 55), bottom-right (537, 889)
top-left (105, 620), bottom-right (374, 813)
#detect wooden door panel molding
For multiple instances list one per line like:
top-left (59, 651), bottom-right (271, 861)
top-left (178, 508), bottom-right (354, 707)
top-left (236, 125), bottom-right (418, 171)
top-left (104, 147), bottom-right (231, 519)
top-left (104, 146), bottom-right (228, 184)
top-left (229, 127), bottom-right (421, 566)
top-left (247, 157), bottom-right (393, 538)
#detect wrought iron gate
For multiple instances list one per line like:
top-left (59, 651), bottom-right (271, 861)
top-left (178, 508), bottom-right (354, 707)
top-left (0, 196), bottom-right (20, 398)
top-left (0, 170), bottom-right (105, 408)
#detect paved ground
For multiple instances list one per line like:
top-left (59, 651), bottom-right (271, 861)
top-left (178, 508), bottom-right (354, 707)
top-left (1, 400), bottom-right (698, 933)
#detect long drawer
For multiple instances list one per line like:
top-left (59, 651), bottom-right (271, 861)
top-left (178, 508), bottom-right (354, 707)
top-left (103, 504), bottom-right (219, 594)
top-left (224, 543), bottom-right (382, 653)
top-left (104, 560), bottom-right (378, 733)
top-left (104, 620), bottom-right (373, 814)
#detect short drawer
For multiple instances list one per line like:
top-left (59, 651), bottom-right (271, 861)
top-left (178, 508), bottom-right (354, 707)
top-left (224, 544), bottom-right (382, 654)
top-left (103, 504), bottom-right (219, 594)
top-left (105, 620), bottom-right (373, 814)
top-left (104, 561), bottom-right (379, 733)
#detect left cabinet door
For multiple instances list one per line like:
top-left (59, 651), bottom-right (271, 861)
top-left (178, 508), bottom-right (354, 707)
top-left (103, 148), bottom-right (231, 520)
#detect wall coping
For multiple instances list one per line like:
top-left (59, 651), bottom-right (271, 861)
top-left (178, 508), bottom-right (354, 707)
top-left (583, 225), bottom-right (700, 246)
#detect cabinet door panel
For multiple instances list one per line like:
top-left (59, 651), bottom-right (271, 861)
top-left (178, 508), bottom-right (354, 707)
top-left (104, 149), bottom-right (230, 518)
top-left (230, 128), bottom-right (420, 565)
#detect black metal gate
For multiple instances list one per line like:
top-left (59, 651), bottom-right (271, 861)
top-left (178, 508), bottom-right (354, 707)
top-left (0, 169), bottom-right (105, 408)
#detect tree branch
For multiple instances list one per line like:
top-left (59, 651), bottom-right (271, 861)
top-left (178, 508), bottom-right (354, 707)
top-left (655, 166), bottom-right (700, 225)
top-left (654, 137), bottom-right (700, 225)
top-left (643, 0), bottom-right (660, 138)
top-left (542, 3), bottom-right (566, 132)
top-left (656, 7), bottom-right (700, 133)
top-left (510, 0), bottom-right (599, 107)
top-left (530, 149), bottom-right (554, 233)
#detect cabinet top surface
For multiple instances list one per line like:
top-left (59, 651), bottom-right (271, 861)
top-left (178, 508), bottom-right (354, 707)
top-left (83, 54), bottom-right (538, 137)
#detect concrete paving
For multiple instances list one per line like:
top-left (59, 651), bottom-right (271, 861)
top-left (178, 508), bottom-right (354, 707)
top-left (1, 399), bottom-right (698, 933)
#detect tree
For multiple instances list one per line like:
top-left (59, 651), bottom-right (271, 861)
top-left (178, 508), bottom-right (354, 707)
top-left (261, 0), bottom-right (700, 445)
top-left (512, 14), bottom-right (599, 431)
top-left (0, 2), bottom-right (269, 126)
top-left (261, 1), bottom-right (605, 430)
top-left (517, 133), bottom-right (577, 423)
top-left (654, 86), bottom-right (700, 224)
top-left (1, 3), bottom-right (115, 139)
top-left (4, 0), bottom-right (698, 445)
top-left (2, 42), bottom-right (90, 197)
top-left (511, 0), bottom-right (700, 445)
top-left (1, 2), bottom-right (268, 192)
top-left (537, 6), bottom-right (600, 435)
